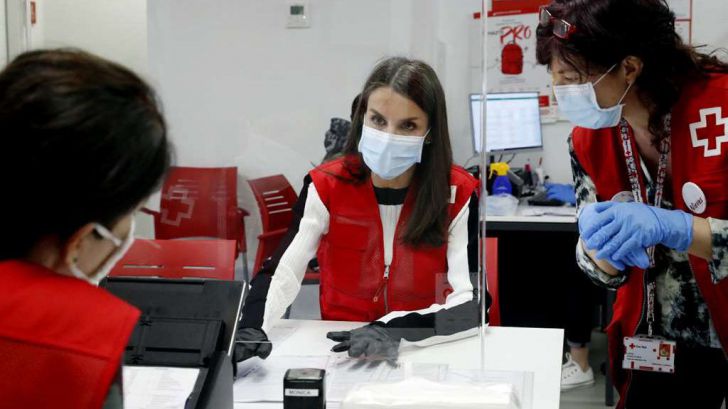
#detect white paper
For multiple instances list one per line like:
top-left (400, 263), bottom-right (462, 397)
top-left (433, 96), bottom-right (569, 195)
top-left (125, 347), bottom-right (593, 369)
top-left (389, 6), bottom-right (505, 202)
top-left (341, 377), bottom-right (520, 409)
top-left (266, 323), bottom-right (298, 346)
top-left (327, 357), bottom-right (450, 401)
top-left (123, 366), bottom-right (200, 409)
top-left (234, 354), bottom-right (454, 404)
top-left (233, 355), bottom-right (331, 402)
top-left (327, 358), bottom-right (401, 402)
top-left (445, 370), bottom-right (534, 409)
top-left (521, 207), bottom-right (576, 217)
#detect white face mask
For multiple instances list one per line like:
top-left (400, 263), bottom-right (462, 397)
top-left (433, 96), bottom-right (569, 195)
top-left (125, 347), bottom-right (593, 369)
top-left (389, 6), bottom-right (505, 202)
top-left (553, 64), bottom-right (633, 129)
top-left (358, 124), bottom-right (429, 180)
top-left (69, 219), bottom-right (135, 285)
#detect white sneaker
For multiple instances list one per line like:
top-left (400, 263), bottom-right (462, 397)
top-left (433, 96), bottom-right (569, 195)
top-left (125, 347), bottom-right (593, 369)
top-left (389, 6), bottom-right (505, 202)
top-left (561, 353), bottom-right (595, 391)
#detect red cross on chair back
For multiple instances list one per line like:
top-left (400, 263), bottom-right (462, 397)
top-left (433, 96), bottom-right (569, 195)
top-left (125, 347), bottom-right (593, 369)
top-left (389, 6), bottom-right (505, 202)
top-left (151, 167), bottom-right (248, 255)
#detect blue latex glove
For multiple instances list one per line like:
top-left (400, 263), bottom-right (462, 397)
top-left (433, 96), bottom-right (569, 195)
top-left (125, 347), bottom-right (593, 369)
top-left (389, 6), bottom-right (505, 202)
top-left (545, 183), bottom-right (576, 206)
top-left (580, 202), bottom-right (694, 269)
top-left (578, 202), bottom-right (645, 270)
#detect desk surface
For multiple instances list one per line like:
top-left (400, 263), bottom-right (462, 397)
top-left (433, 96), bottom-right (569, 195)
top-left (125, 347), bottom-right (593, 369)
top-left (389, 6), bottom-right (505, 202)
top-left (485, 204), bottom-right (577, 232)
top-left (487, 204), bottom-right (577, 223)
top-left (234, 320), bottom-right (563, 409)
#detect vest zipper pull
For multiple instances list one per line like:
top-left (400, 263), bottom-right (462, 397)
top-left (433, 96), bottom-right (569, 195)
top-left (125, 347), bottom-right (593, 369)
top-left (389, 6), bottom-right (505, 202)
top-left (373, 266), bottom-right (390, 303)
top-left (383, 265), bottom-right (390, 313)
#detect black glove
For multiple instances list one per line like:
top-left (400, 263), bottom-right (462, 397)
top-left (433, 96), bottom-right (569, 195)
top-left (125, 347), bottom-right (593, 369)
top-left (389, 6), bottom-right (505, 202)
top-left (326, 323), bottom-right (400, 360)
top-left (234, 328), bottom-right (272, 363)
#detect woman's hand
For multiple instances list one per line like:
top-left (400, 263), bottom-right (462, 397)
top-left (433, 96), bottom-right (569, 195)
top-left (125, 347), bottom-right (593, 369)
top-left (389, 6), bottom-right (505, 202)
top-left (545, 183), bottom-right (577, 206)
top-left (327, 323), bottom-right (400, 361)
top-left (579, 201), bottom-right (693, 269)
top-left (234, 328), bottom-right (272, 363)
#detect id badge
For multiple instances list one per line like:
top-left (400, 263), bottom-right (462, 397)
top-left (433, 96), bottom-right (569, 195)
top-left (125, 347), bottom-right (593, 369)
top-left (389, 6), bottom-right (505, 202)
top-left (622, 336), bottom-right (676, 373)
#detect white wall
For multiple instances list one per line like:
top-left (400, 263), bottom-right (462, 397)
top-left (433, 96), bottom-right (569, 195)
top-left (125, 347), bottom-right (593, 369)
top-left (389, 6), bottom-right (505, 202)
top-left (510, 1), bottom-right (728, 184)
top-left (42, 0), bottom-right (148, 76)
top-left (33, 0), bottom-right (725, 237)
top-left (5, 0), bottom-right (44, 57)
top-left (0, 0), bottom-right (7, 66)
top-left (148, 0), bottom-right (480, 176)
top-left (5, 0), bottom-right (28, 60)
top-left (147, 0), bottom-right (481, 254)
top-left (37, 0), bottom-right (151, 233)
top-left (693, 1), bottom-right (728, 52)
top-left (28, 0), bottom-right (41, 50)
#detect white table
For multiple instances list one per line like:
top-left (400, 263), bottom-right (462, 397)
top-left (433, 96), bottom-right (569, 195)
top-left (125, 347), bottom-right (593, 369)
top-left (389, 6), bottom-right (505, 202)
top-left (487, 204), bottom-right (577, 224)
top-left (486, 204), bottom-right (577, 234)
top-left (234, 319), bottom-right (563, 409)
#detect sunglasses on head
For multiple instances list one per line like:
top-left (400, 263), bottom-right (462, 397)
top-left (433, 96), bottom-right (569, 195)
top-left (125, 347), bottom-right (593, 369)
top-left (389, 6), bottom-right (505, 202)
top-left (539, 6), bottom-right (577, 39)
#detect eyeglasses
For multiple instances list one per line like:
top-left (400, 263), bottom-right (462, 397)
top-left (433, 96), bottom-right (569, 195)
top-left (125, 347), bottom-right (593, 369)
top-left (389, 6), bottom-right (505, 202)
top-left (539, 6), bottom-right (577, 39)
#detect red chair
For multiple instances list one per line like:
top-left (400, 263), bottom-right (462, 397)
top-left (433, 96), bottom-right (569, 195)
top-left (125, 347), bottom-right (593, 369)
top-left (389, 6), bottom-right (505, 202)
top-left (143, 166), bottom-right (249, 278)
top-left (484, 238), bottom-right (500, 326)
top-left (247, 175), bottom-right (320, 284)
top-left (109, 239), bottom-right (237, 280)
top-left (247, 175), bottom-right (297, 272)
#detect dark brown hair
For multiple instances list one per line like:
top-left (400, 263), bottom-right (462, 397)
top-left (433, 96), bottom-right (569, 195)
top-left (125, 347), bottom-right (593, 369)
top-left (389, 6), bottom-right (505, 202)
top-left (342, 57), bottom-right (453, 248)
top-left (536, 0), bottom-right (728, 142)
top-left (0, 49), bottom-right (171, 260)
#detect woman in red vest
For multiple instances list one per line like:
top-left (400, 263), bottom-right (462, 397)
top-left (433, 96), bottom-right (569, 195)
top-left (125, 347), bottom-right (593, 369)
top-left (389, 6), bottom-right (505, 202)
top-left (236, 57), bottom-right (484, 363)
top-left (536, 0), bottom-right (728, 407)
top-left (0, 50), bottom-right (171, 409)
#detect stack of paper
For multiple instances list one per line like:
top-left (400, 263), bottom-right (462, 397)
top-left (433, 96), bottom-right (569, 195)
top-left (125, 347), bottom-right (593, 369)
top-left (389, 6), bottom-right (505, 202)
top-left (123, 366), bottom-right (200, 409)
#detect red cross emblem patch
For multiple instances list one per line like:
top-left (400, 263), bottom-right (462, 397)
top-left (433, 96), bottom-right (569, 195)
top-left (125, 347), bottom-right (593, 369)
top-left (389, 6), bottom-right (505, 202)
top-left (689, 107), bottom-right (728, 157)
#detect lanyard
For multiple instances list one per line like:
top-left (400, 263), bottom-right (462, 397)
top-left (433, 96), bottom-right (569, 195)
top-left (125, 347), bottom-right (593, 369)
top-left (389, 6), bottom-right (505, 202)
top-left (617, 118), bottom-right (670, 337)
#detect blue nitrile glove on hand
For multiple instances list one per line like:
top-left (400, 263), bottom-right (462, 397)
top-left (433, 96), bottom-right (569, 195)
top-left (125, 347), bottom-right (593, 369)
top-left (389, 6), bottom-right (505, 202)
top-left (327, 323), bottom-right (400, 361)
top-left (579, 202), bottom-right (694, 270)
top-left (545, 183), bottom-right (576, 206)
top-left (579, 202), bottom-right (650, 270)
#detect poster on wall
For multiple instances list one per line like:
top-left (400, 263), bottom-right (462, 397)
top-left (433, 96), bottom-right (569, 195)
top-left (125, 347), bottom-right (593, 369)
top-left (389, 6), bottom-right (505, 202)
top-left (487, 1), bottom-right (557, 122)
top-left (487, 0), bottom-right (692, 123)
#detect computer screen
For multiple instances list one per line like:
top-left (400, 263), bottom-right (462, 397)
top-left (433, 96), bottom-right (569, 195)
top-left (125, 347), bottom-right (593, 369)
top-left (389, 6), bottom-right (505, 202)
top-left (469, 92), bottom-right (543, 153)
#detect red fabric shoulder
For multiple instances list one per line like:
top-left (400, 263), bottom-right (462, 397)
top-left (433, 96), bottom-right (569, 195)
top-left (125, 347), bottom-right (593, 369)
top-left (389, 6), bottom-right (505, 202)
top-left (309, 155), bottom-right (363, 205)
top-left (0, 260), bottom-right (140, 409)
top-left (449, 165), bottom-right (479, 207)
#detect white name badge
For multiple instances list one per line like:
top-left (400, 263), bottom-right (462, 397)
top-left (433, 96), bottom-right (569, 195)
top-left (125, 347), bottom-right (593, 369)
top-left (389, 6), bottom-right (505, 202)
top-left (285, 388), bottom-right (320, 397)
top-left (682, 182), bottom-right (707, 214)
top-left (622, 336), bottom-right (676, 374)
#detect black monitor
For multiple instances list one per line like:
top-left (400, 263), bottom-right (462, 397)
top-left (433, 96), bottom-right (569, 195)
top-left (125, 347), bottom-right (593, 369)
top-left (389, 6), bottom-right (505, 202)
top-left (470, 92), bottom-right (543, 153)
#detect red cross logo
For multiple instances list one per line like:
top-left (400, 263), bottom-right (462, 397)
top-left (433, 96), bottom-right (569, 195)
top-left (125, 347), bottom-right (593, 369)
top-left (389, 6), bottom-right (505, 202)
top-left (629, 343), bottom-right (635, 349)
top-left (689, 107), bottom-right (728, 157)
top-left (160, 187), bottom-right (195, 227)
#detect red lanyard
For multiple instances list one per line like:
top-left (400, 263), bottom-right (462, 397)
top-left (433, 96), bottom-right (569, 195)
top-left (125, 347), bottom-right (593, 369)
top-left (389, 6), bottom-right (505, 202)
top-left (617, 118), bottom-right (670, 337)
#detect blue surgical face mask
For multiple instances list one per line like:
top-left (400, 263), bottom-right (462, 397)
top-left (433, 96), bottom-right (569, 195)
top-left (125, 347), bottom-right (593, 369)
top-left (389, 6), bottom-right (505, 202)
top-left (358, 124), bottom-right (428, 180)
top-left (553, 64), bottom-right (633, 129)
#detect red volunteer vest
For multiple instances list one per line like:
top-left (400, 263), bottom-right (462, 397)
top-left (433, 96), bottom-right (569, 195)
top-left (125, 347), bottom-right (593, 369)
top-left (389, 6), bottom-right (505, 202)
top-left (572, 73), bottom-right (728, 408)
top-left (310, 156), bottom-right (478, 322)
top-left (0, 260), bottom-right (140, 409)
